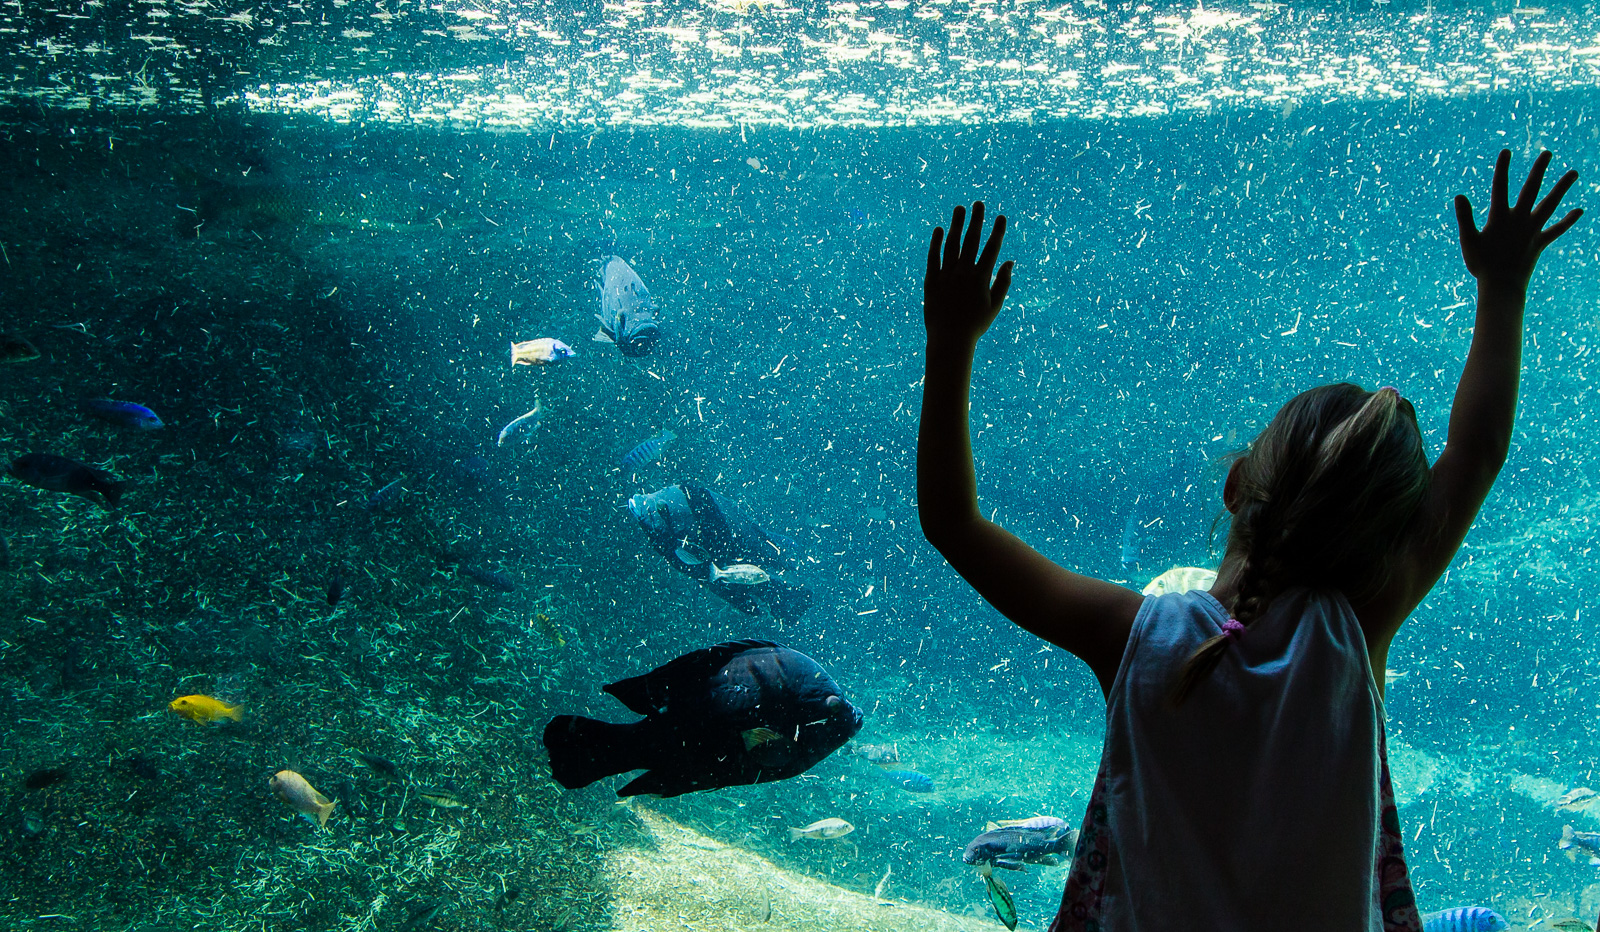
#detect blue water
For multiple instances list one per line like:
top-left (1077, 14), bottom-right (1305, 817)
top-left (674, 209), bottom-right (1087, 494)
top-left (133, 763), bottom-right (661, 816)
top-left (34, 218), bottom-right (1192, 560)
top-left (0, 16), bottom-right (1598, 927)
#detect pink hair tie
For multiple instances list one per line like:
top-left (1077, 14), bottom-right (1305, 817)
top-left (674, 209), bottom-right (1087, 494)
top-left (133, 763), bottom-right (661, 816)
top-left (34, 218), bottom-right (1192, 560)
top-left (1220, 619), bottom-right (1246, 641)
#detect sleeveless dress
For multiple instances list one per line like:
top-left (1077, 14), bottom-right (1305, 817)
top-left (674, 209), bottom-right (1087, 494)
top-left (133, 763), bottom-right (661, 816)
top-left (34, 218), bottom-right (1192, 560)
top-left (1048, 588), bottom-right (1421, 932)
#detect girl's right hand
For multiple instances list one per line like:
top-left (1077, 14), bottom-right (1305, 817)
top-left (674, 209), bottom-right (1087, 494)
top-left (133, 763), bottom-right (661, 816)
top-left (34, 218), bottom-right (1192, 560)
top-left (1455, 149), bottom-right (1582, 290)
top-left (924, 201), bottom-right (1015, 345)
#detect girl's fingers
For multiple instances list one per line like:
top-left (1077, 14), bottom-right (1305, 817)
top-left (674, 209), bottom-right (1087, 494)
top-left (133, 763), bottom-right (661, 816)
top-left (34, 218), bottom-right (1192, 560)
top-left (1533, 169), bottom-right (1579, 225)
top-left (978, 214), bottom-right (1007, 274)
top-left (927, 227), bottom-right (945, 277)
top-left (1538, 208), bottom-right (1584, 249)
top-left (1453, 194), bottom-right (1478, 240)
top-left (991, 261), bottom-right (1014, 308)
top-left (1515, 150), bottom-right (1553, 212)
top-left (962, 201), bottom-right (986, 263)
top-left (944, 205), bottom-right (967, 267)
top-left (1491, 149), bottom-right (1511, 212)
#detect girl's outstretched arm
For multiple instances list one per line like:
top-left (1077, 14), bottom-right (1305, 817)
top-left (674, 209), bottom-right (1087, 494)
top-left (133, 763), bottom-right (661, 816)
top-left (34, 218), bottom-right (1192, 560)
top-left (1365, 150), bottom-right (1583, 650)
top-left (917, 202), bottom-right (1143, 695)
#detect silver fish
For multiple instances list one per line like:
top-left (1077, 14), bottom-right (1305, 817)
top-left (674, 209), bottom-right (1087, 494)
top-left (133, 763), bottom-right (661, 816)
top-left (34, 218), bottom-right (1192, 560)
top-left (709, 563), bottom-right (770, 586)
top-left (497, 400), bottom-right (543, 446)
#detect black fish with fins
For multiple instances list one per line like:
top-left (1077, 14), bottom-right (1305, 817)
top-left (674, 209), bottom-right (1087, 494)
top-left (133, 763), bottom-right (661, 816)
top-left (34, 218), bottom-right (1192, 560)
top-left (627, 483), bottom-right (811, 622)
top-left (543, 639), bottom-right (862, 797)
top-left (7, 453), bottom-right (124, 506)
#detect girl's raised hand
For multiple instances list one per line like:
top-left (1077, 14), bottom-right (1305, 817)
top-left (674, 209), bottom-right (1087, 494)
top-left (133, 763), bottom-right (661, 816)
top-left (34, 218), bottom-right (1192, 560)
top-left (1455, 149), bottom-right (1582, 289)
top-left (924, 201), bottom-right (1015, 345)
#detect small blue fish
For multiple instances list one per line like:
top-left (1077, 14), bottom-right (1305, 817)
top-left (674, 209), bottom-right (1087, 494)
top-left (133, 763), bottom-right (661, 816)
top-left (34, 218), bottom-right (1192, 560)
top-left (1420, 907), bottom-right (1508, 932)
top-left (459, 565), bottom-right (516, 592)
top-left (83, 399), bottom-right (163, 430)
top-left (882, 769), bottom-right (933, 793)
top-left (497, 401), bottom-right (542, 447)
top-left (1120, 512), bottom-right (1140, 569)
top-left (620, 429), bottom-right (676, 471)
top-left (364, 477), bottom-right (403, 509)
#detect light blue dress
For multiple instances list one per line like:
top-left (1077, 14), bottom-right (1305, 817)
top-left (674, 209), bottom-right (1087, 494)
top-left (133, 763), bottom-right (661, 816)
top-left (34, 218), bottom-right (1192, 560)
top-left (1050, 588), bottom-right (1421, 932)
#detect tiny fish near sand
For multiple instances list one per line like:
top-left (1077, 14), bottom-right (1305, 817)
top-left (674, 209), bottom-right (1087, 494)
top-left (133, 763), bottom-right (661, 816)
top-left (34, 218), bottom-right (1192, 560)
top-left (271, 770), bottom-right (336, 828)
top-left (497, 400), bottom-right (542, 446)
top-left (789, 818), bottom-right (853, 841)
top-left (620, 430), bottom-right (675, 470)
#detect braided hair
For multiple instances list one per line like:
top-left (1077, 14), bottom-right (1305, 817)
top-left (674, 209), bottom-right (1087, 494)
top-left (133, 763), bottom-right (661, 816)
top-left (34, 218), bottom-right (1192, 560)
top-left (1169, 383), bottom-right (1430, 705)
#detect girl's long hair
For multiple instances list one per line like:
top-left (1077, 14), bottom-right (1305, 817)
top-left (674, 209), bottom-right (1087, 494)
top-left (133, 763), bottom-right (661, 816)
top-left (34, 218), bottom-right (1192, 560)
top-left (1170, 383), bottom-right (1430, 705)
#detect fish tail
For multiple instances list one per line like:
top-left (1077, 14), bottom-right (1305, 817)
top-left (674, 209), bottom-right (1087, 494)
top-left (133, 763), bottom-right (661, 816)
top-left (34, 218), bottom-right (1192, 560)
top-left (226, 706), bottom-right (244, 722)
top-left (788, 827), bottom-right (805, 842)
top-left (542, 715), bottom-right (646, 790)
top-left (99, 479), bottom-right (125, 507)
top-left (509, 340), bottom-right (516, 368)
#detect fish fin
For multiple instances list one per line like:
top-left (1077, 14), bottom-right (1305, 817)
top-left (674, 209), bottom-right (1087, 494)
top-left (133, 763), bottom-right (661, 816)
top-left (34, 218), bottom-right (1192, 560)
top-left (616, 769), bottom-right (688, 798)
top-left (542, 716), bottom-right (647, 790)
top-left (742, 727), bottom-right (781, 750)
top-left (96, 478), bottom-right (125, 508)
top-left (226, 706), bottom-right (244, 722)
top-left (605, 640), bottom-right (780, 715)
top-left (592, 328), bottom-right (614, 344)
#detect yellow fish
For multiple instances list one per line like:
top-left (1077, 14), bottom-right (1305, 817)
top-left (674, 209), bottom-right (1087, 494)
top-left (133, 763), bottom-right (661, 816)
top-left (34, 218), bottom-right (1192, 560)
top-left (271, 770), bottom-right (336, 828)
top-left (168, 694), bottom-right (243, 724)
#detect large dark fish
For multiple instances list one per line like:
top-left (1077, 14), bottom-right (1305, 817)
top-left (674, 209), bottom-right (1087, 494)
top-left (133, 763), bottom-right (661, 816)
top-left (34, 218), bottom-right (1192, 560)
top-left (543, 639), bottom-right (862, 797)
top-left (0, 333), bottom-right (39, 364)
top-left (593, 256), bottom-right (660, 357)
top-left (627, 483), bottom-right (811, 622)
top-left (962, 816), bottom-right (1078, 870)
top-left (7, 453), bottom-right (124, 506)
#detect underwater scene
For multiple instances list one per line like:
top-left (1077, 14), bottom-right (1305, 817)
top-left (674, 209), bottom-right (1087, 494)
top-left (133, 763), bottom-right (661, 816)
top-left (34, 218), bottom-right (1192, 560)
top-left (1, 0), bottom-right (1600, 929)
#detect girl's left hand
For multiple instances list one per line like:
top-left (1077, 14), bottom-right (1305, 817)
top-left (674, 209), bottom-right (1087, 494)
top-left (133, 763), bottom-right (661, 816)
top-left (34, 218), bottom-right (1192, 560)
top-left (924, 201), bottom-right (1015, 345)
